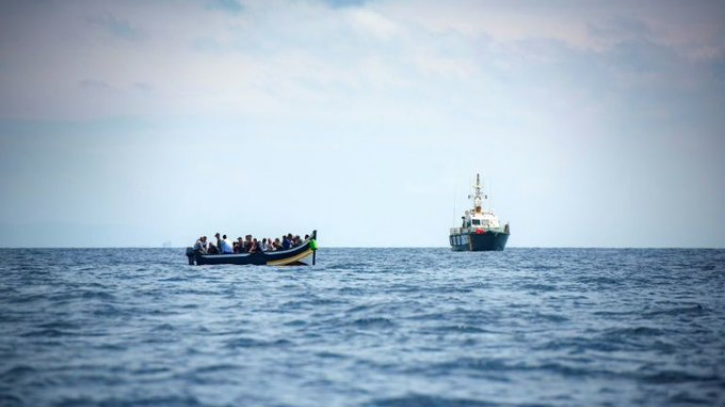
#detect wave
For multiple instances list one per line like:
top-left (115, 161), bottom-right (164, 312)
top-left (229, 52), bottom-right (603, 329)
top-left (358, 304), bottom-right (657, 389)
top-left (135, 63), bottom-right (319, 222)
top-left (0, 394), bottom-right (24, 407)
top-left (224, 337), bottom-right (292, 349)
top-left (643, 304), bottom-right (706, 316)
top-left (369, 394), bottom-right (502, 407)
top-left (352, 317), bottom-right (396, 329)
top-left (637, 370), bottom-right (721, 385)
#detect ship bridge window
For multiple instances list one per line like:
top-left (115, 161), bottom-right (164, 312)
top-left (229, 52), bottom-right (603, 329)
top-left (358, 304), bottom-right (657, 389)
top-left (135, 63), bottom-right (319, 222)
top-left (472, 219), bottom-right (482, 226)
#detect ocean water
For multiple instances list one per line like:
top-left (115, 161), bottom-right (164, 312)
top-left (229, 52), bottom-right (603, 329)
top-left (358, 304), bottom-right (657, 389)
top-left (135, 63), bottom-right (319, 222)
top-left (1, 248), bottom-right (724, 407)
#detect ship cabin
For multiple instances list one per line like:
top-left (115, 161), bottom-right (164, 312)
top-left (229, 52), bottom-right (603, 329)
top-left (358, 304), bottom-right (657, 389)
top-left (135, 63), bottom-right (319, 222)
top-left (465, 210), bottom-right (500, 230)
top-left (450, 208), bottom-right (509, 236)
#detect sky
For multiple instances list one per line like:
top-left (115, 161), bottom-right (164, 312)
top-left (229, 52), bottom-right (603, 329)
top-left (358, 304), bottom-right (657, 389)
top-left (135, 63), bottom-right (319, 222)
top-left (0, 0), bottom-right (724, 248)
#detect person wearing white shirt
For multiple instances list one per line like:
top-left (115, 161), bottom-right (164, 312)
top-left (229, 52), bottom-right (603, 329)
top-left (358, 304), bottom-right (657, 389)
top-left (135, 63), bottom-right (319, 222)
top-left (221, 234), bottom-right (234, 254)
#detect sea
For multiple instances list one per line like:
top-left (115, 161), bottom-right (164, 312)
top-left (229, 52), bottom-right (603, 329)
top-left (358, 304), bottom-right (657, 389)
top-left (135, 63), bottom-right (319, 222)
top-left (1, 248), bottom-right (724, 407)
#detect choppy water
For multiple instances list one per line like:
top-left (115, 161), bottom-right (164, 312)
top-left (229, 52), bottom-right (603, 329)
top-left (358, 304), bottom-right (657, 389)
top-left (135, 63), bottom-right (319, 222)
top-left (1, 248), bottom-right (724, 407)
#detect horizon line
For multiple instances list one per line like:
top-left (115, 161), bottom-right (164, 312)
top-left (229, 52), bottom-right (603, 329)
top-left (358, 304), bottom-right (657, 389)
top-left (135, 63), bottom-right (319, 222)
top-left (0, 246), bottom-right (723, 250)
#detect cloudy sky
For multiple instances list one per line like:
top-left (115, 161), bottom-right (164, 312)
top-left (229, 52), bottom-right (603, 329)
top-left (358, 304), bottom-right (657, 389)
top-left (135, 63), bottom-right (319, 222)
top-left (1, 0), bottom-right (724, 248)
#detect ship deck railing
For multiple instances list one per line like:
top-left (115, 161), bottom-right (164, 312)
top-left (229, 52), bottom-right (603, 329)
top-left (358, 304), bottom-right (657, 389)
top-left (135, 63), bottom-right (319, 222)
top-left (450, 225), bottom-right (508, 235)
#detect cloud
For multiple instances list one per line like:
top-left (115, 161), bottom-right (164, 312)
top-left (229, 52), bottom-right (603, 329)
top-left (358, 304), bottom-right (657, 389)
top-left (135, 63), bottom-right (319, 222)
top-left (131, 82), bottom-right (153, 92)
top-left (1, 0), bottom-right (724, 123)
top-left (78, 79), bottom-right (112, 90)
top-left (588, 14), bottom-right (652, 44)
top-left (204, 0), bottom-right (244, 14)
top-left (191, 36), bottom-right (226, 54)
top-left (87, 13), bottom-right (146, 41)
top-left (323, 0), bottom-right (370, 8)
top-left (713, 57), bottom-right (725, 83)
top-left (609, 38), bottom-right (679, 74)
top-left (345, 8), bottom-right (401, 40)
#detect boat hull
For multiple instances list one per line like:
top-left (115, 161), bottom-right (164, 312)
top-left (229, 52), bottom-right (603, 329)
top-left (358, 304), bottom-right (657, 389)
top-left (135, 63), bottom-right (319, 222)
top-left (449, 231), bottom-right (509, 251)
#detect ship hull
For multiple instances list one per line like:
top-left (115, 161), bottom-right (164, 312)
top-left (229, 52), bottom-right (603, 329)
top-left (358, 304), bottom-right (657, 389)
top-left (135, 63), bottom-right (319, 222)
top-left (188, 245), bottom-right (316, 266)
top-left (449, 231), bottom-right (509, 251)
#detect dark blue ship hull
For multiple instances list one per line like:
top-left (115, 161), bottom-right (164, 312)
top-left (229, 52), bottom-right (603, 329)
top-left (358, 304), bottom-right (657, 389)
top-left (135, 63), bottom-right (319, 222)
top-left (449, 231), bottom-right (509, 251)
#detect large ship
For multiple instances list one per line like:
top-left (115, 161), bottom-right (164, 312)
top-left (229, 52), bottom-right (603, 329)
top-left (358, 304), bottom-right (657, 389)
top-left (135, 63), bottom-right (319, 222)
top-left (449, 174), bottom-right (510, 251)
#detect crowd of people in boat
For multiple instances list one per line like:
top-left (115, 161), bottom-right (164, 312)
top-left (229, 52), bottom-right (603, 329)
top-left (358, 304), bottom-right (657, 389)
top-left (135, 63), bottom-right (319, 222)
top-left (192, 233), bottom-right (309, 255)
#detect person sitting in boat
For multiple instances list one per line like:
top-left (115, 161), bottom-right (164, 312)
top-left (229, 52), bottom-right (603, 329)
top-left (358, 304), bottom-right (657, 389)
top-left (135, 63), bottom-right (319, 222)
top-left (207, 233), bottom-right (221, 254)
top-left (260, 238), bottom-right (269, 252)
top-left (243, 235), bottom-right (253, 252)
top-left (218, 234), bottom-right (233, 254)
top-left (234, 237), bottom-right (244, 253)
top-left (248, 238), bottom-right (261, 253)
top-left (193, 236), bottom-right (208, 254)
top-left (282, 235), bottom-right (292, 250)
top-left (271, 238), bottom-right (281, 251)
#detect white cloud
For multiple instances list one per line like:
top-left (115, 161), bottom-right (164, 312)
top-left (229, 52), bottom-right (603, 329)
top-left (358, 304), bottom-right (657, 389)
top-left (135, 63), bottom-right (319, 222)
top-left (1, 0), bottom-right (722, 121)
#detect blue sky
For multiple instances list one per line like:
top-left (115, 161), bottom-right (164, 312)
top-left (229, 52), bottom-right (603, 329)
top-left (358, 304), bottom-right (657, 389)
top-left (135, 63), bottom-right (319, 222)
top-left (1, 0), bottom-right (724, 247)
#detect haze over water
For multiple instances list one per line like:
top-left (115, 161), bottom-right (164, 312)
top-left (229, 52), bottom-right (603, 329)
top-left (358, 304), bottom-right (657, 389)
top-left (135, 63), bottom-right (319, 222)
top-left (2, 248), bottom-right (723, 407)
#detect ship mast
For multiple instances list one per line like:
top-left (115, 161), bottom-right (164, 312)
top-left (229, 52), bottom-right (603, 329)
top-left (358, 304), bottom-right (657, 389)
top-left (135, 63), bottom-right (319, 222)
top-left (468, 173), bottom-right (484, 214)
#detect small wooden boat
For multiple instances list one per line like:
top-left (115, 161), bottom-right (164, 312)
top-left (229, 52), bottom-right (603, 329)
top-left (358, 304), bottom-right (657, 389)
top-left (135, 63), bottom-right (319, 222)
top-left (186, 230), bottom-right (318, 266)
